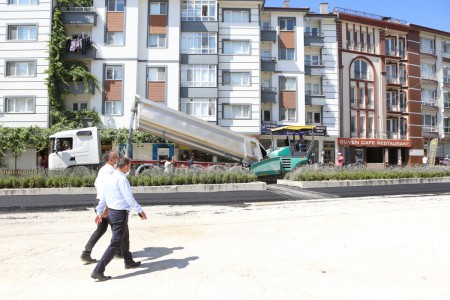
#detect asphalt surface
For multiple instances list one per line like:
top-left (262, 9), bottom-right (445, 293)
top-left (0, 183), bottom-right (449, 212)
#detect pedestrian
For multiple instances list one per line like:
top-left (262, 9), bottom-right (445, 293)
top-left (91, 157), bottom-right (147, 282)
top-left (188, 155), bottom-right (194, 168)
top-left (423, 155), bottom-right (428, 167)
top-left (444, 155), bottom-right (450, 166)
top-left (164, 156), bottom-right (175, 172)
top-left (80, 151), bottom-right (119, 264)
top-left (337, 152), bottom-right (345, 167)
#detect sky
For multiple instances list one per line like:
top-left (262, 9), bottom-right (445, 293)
top-left (264, 0), bottom-right (450, 32)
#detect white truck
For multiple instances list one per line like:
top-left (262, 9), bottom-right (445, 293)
top-left (48, 95), bottom-right (264, 170)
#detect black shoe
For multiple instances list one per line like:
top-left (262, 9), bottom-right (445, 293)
top-left (81, 253), bottom-right (97, 264)
top-left (91, 271), bottom-right (111, 282)
top-left (125, 261), bottom-right (141, 269)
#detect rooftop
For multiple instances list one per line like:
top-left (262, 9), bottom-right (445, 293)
top-left (333, 7), bottom-right (408, 25)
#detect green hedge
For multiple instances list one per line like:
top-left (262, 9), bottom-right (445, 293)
top-left (285, 165), bottom-right (450, 181)
top-left (0, 169), bottom-right (256, 189)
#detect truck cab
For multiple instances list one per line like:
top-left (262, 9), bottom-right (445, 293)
top-left (48, 127), bottom-right (101, 170)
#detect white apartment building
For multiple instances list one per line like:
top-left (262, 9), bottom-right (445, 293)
top-left (0, 0), bottom-right (51, 128)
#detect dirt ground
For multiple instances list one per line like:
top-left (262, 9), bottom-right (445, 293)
top-left (1, 194), bottom-right (450, 300)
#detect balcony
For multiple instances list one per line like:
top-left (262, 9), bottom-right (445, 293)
top-left (305, 64), bottom-right (325, 76)
top-left (386, 77), bottom-right (399, 85)
top-left (62, 46), bottom-right (96, 60)
top-left (386, 102), bottom-right (400, 112)
top-left (385, 49), bottom-right (398, 57)
top-left (304, 31), bottom-right (324, 47)
top-left (422, 126), bottom-right (439, 137)
top-left (62, 81), bottom-right (96, 95)
top-left (261, 87), bottom-right (277, 103)
top-left (421, 100), bottom-right (438, 110)
top-left (386, 131), bottom-right (400, 139)
top-left (399, 76), bottom-right (406, 85)
top-left (260, 27), bottom-right (277, 42)
top-left (261, 57), bottom-right (277, 72)
top-left (61, 7), bottom-right (97, 26)
top-left (305, 93), bottom-right (326, 106)
top-left (420, 47), bottom-right (436, 56)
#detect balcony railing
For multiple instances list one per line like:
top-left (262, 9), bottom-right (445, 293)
top-left (423, 126), bottom-right (438, 132)
top-left (421, 73), bottom-right (437, 80)
top-left (304, 31), bottom-right (323, 37)
top-left (305, 90), bottom-right (323, 95)
top-left (60, 7), bottom-right (97, 26)
top-left (421, 99), bottom-right (437, 106)
top-left (261, 56), bottom-right (277, 62)
top-left (261, 87), bottom-right (277, 93)
top-left (385, 49), bottom-right (397, 56)
top-left (420, 47), bottom-right (436, 55)
top-left (386, 132), bottom-right (400, 139)
top-left (386, 77), bottom-right (398, 84)
top-left (387, 103), bottom-right (400, 111)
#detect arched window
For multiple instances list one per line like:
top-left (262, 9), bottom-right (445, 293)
top-left (352, 59), bottom-right (372, 80)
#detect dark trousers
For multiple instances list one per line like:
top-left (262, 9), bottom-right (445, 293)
top-left (93, 209), bottom-right (133, 274)
top-left (82, 216), bottom-right (109, 255)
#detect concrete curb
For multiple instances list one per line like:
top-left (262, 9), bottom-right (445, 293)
top-left (0, 182), bottom-right (267, 196)
top-left (278, 177), bottom-right (450, 188)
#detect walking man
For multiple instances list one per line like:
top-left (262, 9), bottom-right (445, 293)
top-left (80, 151), bottom-right (119, 264)
top-left (91, 157), bottom-right (147, 282)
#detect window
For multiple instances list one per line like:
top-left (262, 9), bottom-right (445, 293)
top-left (148, 67), bottom-right (165, 81)
top-left (350, 87), bottom-right (356, 105)
top-left (8, 25), bottom-right (37, 41)
top-left (223, 104), bottom-right (251, 119)
top-left (107, 0), bottom-right (124, 12)
top-left (148, 34), bottom-right (166, 48)
top-left (181, 65), bottom-right (217, 87)
top-left (445, 92), bottom-right (450, 108)
top-left (355, 31), bottom-right (360, 48)
top-left (181, 32), bottom-right (216, 54)
top-left (367, 33), bottom-right (373, 51)
top-left (73, 102), bottom-right (88, 111)
top-left (353, 59), bottom-right (371, 80)
top-left (387, 91), bottom-right (397, 107)
top-left (305, 27), bottom-right (319, 37)
top-left (399, 91), bottom-right (407, 109)
top-left (223, 72), bottom-right (250, 86)
top-left (280, 77), bottom-right (296, 91)
top-left (421, 88), bottom-right (436, 104)
top-left (149, 2), bottom-right (167, 15)
top-left (105, 66), bottom-right (123, 80)
top-left (223, 40), bottom-right (250, 54)
top-left (444, 67), bottom-right (450, 83)
top-left (420, 37), bottom-right (435, 54)
top-left (361, 32), bottom-right (366, 49)
top-left (422, 114), bottom-right (437, 132)
top-left (306, 112), bottom-right (321, 124)
top-left (107, 32), bottom-right (124, 45)
top-left (5, 97), bottom-right (34, 113)
top-left (421, 63), bottom-right (435, 80)
top-left (279, 19), bottom-right (294, 31)
top-left (280, 108), bottom-right (296, 121)
top-left (359, 87), bottom-right (365, 105)
top-left (279, 48), bottom-right (295, 60)
top-left (181, 98), bottom-right (216, 121)
top-left (385, 37), bottom-right (396, 56)
top-left (444, 117), bottom-right (450, 133)
top-left (262, 109), bottom-right (271, 121)
top-left (350, 116), bottom-right (356, 133)
top-left (399, 39), bottom-right (406, 57)
top-left (305, 83), bottom-right (320, 95)
top-left (386, 65), bottom-right (397, 84)
top-left (305, 55), bottom-right (320, 66)
top-left (360, 116), bottom-right (366, 133)
top-left (347, 29), bottom-right (353, 47)
top-left (386, 118), bottom-right (398, 133)
top-left (223, 10), bottom-right (249, 23)
top-left (181, 0), bottom-right (216, 21)
top-left (443, 42), bottom-right (450, 58)
top-left (6, 61), bottom-right (36, 76)
top-left (8, 0), bottom-right (38, 4)
top-left (368, 88), bottom-right (374, 106)
top-left (261, 21), bottom-right (271, 30)
top-left (105, 101), bottom-right (122, 115)
top-left (368, 117), bottom-right (374, 134)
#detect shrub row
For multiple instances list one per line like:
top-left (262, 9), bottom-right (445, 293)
top-left (285, 165), bottom-right (450, 181)
top-left (0, 169), bottom-right (256, 189)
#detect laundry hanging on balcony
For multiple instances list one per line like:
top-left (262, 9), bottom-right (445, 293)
top-left (65, 34), bottom-right (93, 55)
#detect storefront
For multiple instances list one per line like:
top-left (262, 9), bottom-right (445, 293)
top-left (337, 138), bottom-right (412, 166)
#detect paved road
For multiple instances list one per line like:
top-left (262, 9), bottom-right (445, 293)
top-left (0, 183), bottom-right (449, 211)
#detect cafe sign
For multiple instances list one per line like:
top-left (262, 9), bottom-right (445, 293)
top-left (338, 138), bottom-right (412, 148)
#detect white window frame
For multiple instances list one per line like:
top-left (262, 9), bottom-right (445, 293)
top-left (148, 34), bottom-right (166, 48)
top-left (223, 40), bottom-right (250, 54)
top-left (280, 48), bottom-right (295, 60)
top-left (107, 0), bottom-right (124, 12)
top-left (223, 10), bottom-right (249, 23)
top-left (149, 2), bottom-right (167, 15)
top-left (107, 32), bottom-right (124, 46)
top-left (444, 92), bottom-right (450, 108)
top-left (306, 111), bottom-right (321, 125)
top-left (387, 91), bottom-right (397, 106)
top-left (305, 54), bottom-right (320, 66)
top-left (421, 88), bottom-right (436, 104)
top-left (8, 25), bottom-right (37, 41)
top-left (280, 108), bottom-right (296, 122)
top-left (280, 77), bottom-right (296, 91)
top-left (6, 61), bottom-right (36, 77)
top-left (353, 59), bottom-right (371, 80)
top-left (105, 65), bottom-right (123, 80)
top-left (350, 86), bottom-right (356, 105)
top-left (180, 98), bottom-right (216, 121)
top-left (181, 65), bottom-right (217, 87)
top-left (420, 37), bottom-right (435, 54)
top-left (385, 37), bottom-right (396, 56)
top-left (223, 72), bottom-right (250, 86)
top-left (368, 87), bottom-right (374, 106)
top-left (8, 0), bottom-right (38, 4)
top-left (305, 82), bottom-right (320, 95)
top-left (279, 19), bottom-right (294, 31)
top-left (105, 101), bottom-right (123, 115)
top-left (223, 104), bottom-right (251, 119)
top-left (73, 102), bottom-right (88, 111)
top-left (5, 97), bottom-right (35, 113)
top-left (181, 32), bottom-right (217, 54)
top-left (181, 0), bottom-right (216, 21)
top-left (148, 67), bottom-right (165, 81)
top-left (359, 87), bottom-right (366, 105)
top-left (443, 67), bottom-right (450, 83)
top-left (444, 117), bottom-right (450, 133)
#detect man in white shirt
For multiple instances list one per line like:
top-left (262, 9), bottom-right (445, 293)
top-left (80, 151), bottom-right (119, 264)
top-left (423, 155), bottom-right (428, 167)
top-left (164, 156), bottom-right (175, 172)
top-left (91, 157), bottom-right (147, 282)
